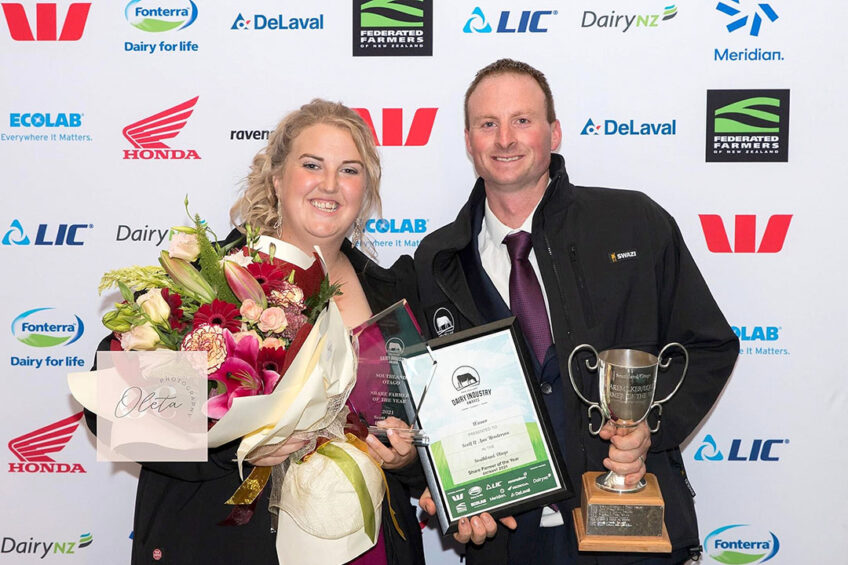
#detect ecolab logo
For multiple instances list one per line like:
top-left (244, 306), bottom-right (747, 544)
top-left (12, 307), bottom-right (84, 347)
top-left (9, 112), bottom-right (81, 127)
top-left (463, 7), bottom-right (558, 33)
top-left (704, 524), bottom-right (780, 563)
top-left (122, 97), bottom-right (200, 160)
top-left (699, 214), bottom-right (792, 253)
top-left (365, 218), bottom-right (427, 234)
top-left (353, 107), bottom-right (437, 147)
top-left (694, 434), bottom-right (788, 462)
top-left (1, 2), bottom-right (90, 41)
top-left (8, 412), bottom-right (86, 473)
top-left (732, 325), bottom-right (778, 341)
top-left (2, 219), bottom-right (91, 246)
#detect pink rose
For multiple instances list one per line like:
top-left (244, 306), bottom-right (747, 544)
top-left (239, 298), bottom-right (263, 323)
top-left (233, 330), bottom-right (261, 343)
top-left (168, 232), bottom-right (200, 262)
top-left (258, 307), bottom-right (288, 334)
top-left (261, 337), bottom-right (285, 349)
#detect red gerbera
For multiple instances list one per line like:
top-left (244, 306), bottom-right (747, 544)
top-left (247, 262), bottom-right (285, 294)
top-left (193, 299), bottom-right (241, 332)
top-left (160, 288), bottom-right (185, 331)
top-left (257, 345), bottom-right (287, 375)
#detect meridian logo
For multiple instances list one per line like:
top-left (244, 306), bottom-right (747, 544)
top-left (716, 1), bottom-right (778, 37)
top-left (694, 434), bottom-right (788, 462)
top-left (1, 2), bottom-right (90, 41)
top-left (353, 107), bottom-right (437, 146)
top-left (581, 5), bottom-right (677, 32)
top-left (124, 0), bottom-right (197, 32)
top-left (580, 117), bottom-right (676, 136)
top-left (704, 524), bottom-right (780, 563)
top-left (463, 7), bottom-right (557, 33)
top-left (2, 219), bottom-right (92, 246)
top-left (12, 308), bottom-right (84, 347)
top-left (1, 532), bottom-right (92, 558)
top-left (122, 97), bottom-right (200, 160)
top-left (353, 0), bottom-right (432, 57)
top-left (698, 214), bottom-right (792, 253)
top-left (706, 89), bottom-right (789, 161)
top-left (8, 412), bottom-right (87, 473)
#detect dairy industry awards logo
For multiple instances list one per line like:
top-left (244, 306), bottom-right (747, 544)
top-left (353, 0), bottom-right (432, 57)
top-left (7, 412), bottom-right (87, 473)
top-left (704, 524), bottom-right (780, 563)
top-left (706, 90), bottom-right (789, 162)
top-left (122, 97), bottom-right (200, 160)
top-left (124, 0), bottom-right (199, 54)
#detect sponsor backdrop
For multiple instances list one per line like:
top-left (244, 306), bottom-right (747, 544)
top-left (1, 1), bottom-right (845, 563)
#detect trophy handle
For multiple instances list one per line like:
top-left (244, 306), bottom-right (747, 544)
top-left (567, 344), bottom-right (605, 436)
top-left (648, 343), bottom-right (688, 432)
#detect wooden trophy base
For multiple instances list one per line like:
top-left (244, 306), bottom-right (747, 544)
top-left (572, 471), bottom-right (671, 553)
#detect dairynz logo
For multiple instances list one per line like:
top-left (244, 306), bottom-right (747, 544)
top-left (463, 7), bottom-right (558, 33)
top-left (125, 0), bottom-right (197, 32)
top-left (354, 0), bottom-right (432, 57)
top-left (116, 223), bottom-right (171, 245)
top-left (230, 11), bottom-right (324, 31)
top-left (1, 2), bottom-right (90, 41)
top-left (704, 524), bottom-right (780, 564)
top-left (353, 107), bottom-right (437, 147)
top-left (122, 97), bottom-right (200, 160)
top-left (716, 1), bottom-right (778, 37)
top-left (12, 308), bottom-right (84, 348)
top-left (732, 325), bottom-right (789, 356)
top-left (580, 117), bottom-right (676, 136)
top-left (581, 5), bottom-right (677, 32)
top-left (8, 412), bottom-right (86, 473)
top-left (694, 434), bottom-right (788, 462)
top-left (1, 532), bottom-right (92, 558)
top-left (2, 219), bottom-right (92, 246)
top-left (3, 111), bottom-right (92, 143)
top-left (706, 90), bottom-right (789, 162)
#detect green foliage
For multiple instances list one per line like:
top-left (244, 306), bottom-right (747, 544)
top-left (98, 266), bottom-right (171, 295)
top-left (193, 213), bottom-right (239, 305)
top-left (304, 276), bottom-right (343, 325)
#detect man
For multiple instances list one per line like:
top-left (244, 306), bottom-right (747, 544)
top-left (415, 59), bottom-right (738, 564)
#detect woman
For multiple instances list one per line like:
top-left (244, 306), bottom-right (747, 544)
top-left (88, 100), bottom-right (426, 565)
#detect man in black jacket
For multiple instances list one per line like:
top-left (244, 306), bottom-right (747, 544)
top-left (415, 59), bottom-right (738, 564)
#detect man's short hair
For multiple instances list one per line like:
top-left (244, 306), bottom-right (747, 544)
top-left (464, 58), bottom-right (557, 129)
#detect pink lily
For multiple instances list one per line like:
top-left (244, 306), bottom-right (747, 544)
top-left (223, 260), bottom-right (267, 309)
top-left (207, 332), bottom-right (280, 419)
top-left (159, 251), bottom-right (216, 303)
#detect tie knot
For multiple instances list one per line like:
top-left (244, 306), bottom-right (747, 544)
top-left (504, 230), bottom-right (532, 261)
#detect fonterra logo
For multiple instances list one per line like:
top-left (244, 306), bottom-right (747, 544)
top-left (705, 524), bottom-right (780, 563)
top-left (12, 308), bottom-right (84, 347)
top-left (125, 0), bottom-right (197, 32)
top-left (1, 532), bottom-right (92, 558)
top-left (365, 218), bottom-right (428, 234)
top-left (2, 219), bottom-right (92, 246)
top-left (694, 434), bottom-right (788, 462)
top-left (122, 97), bottom-right (200, 160)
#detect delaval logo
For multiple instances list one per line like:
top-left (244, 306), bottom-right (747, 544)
top-left (580, 117), bottom-right (676, 136)
top-left (705, 524), bottom-right (780, 563)
top-left (122, 97), bottom-right (200, 160)
top-left (463, 7), bottom-right (557, 33)
top-left (125, 0), bottom-right (197, 32)
top-left (365, 218), bottom-right (427, 234)
top-left (230, 11), bottom-right (324, 31)
top-left (694, 434), bottom-right (788, 462)
top-left (353, 107), bottom-right (437, 147)
top-left (12, 308), bottom-right (84, 347)
top-left (2, 219), bottom-right (91, 246)
top-left (716, 1), bottom-right (778, 37)
top-left (699, 214), bottom-right (792, 253)
top-left (1, 532), bottom-right (92, 558)
top-left (1, 2), bottom-right (90, 41)
top-left (9, 112), bottom-right (81, 127)
top-left (8, 412), bottom-right (86, 473)
top-left (581, 5), bottom-right (677, 32)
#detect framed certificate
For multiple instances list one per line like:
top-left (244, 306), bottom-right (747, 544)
top-left (408, 318), bottom-right (572, 535)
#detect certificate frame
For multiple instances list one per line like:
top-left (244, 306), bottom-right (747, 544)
top-left (413, 317), bottom-right (573, 535)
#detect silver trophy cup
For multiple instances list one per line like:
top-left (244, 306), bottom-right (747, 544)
top-left (568, 344), bottom-right (688, 493)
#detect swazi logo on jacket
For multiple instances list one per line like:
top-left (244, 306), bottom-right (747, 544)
top-left (699, 214), bottom-right (792, 253)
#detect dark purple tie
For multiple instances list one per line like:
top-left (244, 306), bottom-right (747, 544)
top-left (504, 231), bottom-right (553, 364)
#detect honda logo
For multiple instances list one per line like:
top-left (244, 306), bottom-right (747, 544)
top-left (2, 2), bottom-right (90, 41)
top-left (699, 214), bottom-right (792, 253)
top-left (353, 107), bottom-right (437, 147)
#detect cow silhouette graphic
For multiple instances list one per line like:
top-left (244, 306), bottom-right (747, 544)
top-left (452, 366), bottom-right (480, 391)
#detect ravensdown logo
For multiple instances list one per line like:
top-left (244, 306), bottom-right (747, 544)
top-left (353, 107), bottom-right (437, 146)
top-left (698, 214), bottom-right (792, 253)
top-left (1, 2), bottom-right (90, 41)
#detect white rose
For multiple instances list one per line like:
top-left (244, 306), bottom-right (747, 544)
top-left (169, 232), bottom-right (200, 262)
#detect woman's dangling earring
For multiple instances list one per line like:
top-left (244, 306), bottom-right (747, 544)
top-left (351, 218), bottom-right (363, 248)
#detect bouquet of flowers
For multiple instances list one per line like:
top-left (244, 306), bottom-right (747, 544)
top-left (69, 203), bottom-right (388, 565)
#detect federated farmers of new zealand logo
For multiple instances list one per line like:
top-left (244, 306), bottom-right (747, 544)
top-left (704, 524), bottom-right (780, 563)
top-left (353, 0), bottom-right (432, 57)
top-left (706, 90), bottom-right (790, 162)
top-left (12, 307), bottom-right (84, 347)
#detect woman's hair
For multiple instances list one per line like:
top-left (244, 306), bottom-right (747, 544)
top-left (230, 99), bottom-right (382, 237)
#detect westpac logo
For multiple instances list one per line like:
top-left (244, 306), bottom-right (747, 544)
top-left (706, 90), bottom-right (789, 162)
top-left (8, 412), bottom-right (86, 473)
top-left (581, 5), bottom-right (677, 32)
top-left (9, 112), bottom-right (81, 127)
top-left (365, 218), bottom-right (427, 234)
top-left (704, 524), bottom-right (780, 564)
top-left (354, 0), bottom-right (432, 57)
top-left (1, 532), bottom-right (92, 558)
top-left (353, 107), bottom-right (437, 147)
top-left (122, 97), bottom-right (200, 160)
top-left (12, 308), bottom-right (84, 348)
top-left (125, 0), bottom-right (197, 32)
top-left (2, 219), bottom-right (92, 246)
top-left (230, 11), bottom-right (324, 31)
top-left (580, 117), bottom-right (676, 136)
top-left (716, 1), bottom-right (778, 37)
top-left (699, 214), bottom-right (792, 253)
top-left (694, 434), bottom-right (788, 462)
top-left (1, 2), bottom-right (90, 41)
top-left (463, 7), bottom-right (558, 33)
